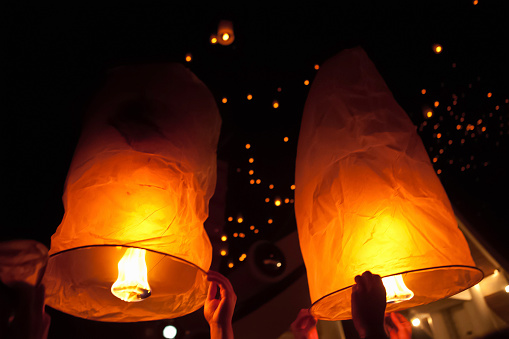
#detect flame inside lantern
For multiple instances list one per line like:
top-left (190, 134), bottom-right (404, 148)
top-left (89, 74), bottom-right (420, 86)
top-left (111, 248), bottom-right (152, 302)
top-left (382, 275), bottom-right (414, 303)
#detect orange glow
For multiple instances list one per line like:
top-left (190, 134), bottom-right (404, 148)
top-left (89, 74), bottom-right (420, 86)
top-left (273, 100), bottom-right (279, 109)
top-left (477, 119), bottom-right (482, 125)
top-left (436, 133), bottom-right (442, 139)
top-left (433, 157), bottom-right (438, 163)
top-left (246, 143), bottom-right (251, 149)
top-left (285, 198), bottom-right (290, 203)
top-left (421, 89), bottom-right (426, 95)
top-left (433, 44), bottom-right (443, 54)
top-left (220, 250), bottom-right (227, 256)
top-left (250, 179), bottom-right (255, 185)
top-left (247, 94), bottom-right (253, 100)
top-left (269, 184), bottom-right (274, 189)
top-left (283, 137), bottom-right (289, 142)
top-left (222, 33), bottom-right (230, 41)
top-left (210, 35), bottom-right (218, 44)
top-left (434, 101), bottom-right (439, 107)
top-left (217, 20), bottom-right (234, 46)
top-left (249, 158), bottom-right (254, 163)
top-left (249, 170), bottom-right (254, 175)
top-left (268, 219), bottom-right (273, 224)
top-left (265, 198), bottom-right (270, 203)
top-left (228, 262), bottom-right (234, 268)
top-left (314, 64), bottom-right (320, 70)
top-left (382, 275), bottom-right (414, 303)
top-left (274, 199), bottom-right (281, 206)
top-left (221, 235), bottom-right (227, 241)
top-left (487, 92), bottom-right (492, 98)
top-left (222, 97), bottom-right (227, 104)
top-left (473, 0), bottom-right (478, 5)
top-left (291, 184), bottom-right (296, 190)
top-left (239, 254), bottom-right (247, 261)
top-left (233, 233), bottom-right (238, 237)
top-left (437, 169), bottom-right (442, 174)
top-left (254, 229), bottom-right (259, 234)
top-left (439, 149), bottom-right (444, 154)
top-left (256, 179), bottom-right (261, 184)
top-left (277, 87), bottom-right (282, 92)
top-left (304, 80), bottom-right (310, 86)
top-left (239, 233), bottom-right (245, 238)
top-left (185, 54), bottom-right (192, 62)
top-left (237, 217), bottom-right (243, 223)
top-left (482, 127), bottom-right (486, 132)
top-left (495, 105), bottom-right (500, 110)
top-left (426, 111), bottom-right (433, 118)
top-left (250, 225), bottom-right (255, 230)
top-left (111, 248), bottom-right (151, 302)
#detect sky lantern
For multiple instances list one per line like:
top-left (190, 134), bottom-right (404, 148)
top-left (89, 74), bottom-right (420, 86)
top-left (295, 47), bottom-right (483, 321)
top-left (217, 20), bottom-right (235, 46)
top-left (43, 64), bottom-right (221, 322)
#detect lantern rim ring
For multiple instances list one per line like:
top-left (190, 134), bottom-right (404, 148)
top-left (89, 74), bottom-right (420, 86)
top-left (310, 264), bottom-right (483, 313)
top-left (48, 244), bottom-right (209, 275)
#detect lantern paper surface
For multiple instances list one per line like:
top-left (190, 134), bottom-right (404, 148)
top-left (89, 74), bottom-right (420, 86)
top-left (43, 64), bottom-right (221, 322)
top-left (295, 47), bottom-right (482, 320)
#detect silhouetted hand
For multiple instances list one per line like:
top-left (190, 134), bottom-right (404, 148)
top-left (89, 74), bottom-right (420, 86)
top-left (385, 312), bottom-right (412, 339)
top-left (204, 270), bottom-right (236, 339)
top-left (351, 271), bottom-right (387, 339)
top-left (290, 309), bottom-right (319, 339)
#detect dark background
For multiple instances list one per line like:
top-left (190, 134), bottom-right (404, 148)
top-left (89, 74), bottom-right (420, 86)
top-left (4, 1), bottom-right (508, 338)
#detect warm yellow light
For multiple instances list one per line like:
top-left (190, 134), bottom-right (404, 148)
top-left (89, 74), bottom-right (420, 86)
top-left (505, 285), bottom-right (509, 293)
top-left (433, 44), bottom-right (443, 54)
top-left (426, 111), bottom-right (433, 118)
top-left (290, 184), bottom-right (296, 190)
top-left (273, 101), bottom-right (279, 109)
top-left (185, 54), bottom-right (192, 62)
top-left (222, 33), bottom-right (230, 41)
top-left (411, 318), bottom-right (421, 327)
top-left (239, 254), bottom-right (247, 261)
top-left (228, 262), bottom-right (234, 268)
top-left (381, 275), bottom-right (414, 303)
top-left (283, 137), bottom-right (289, 142)
top-left (222, 97), bottom-right (227, 104)
top-left (211, 37), bottom-right (218, 44)
top-left (434, 101), bottom-right (439, 107)
top-left (246, 143), bottom-right (251, 149)
top-left (111, 248), bottom-right (151, 302)
top-left (237, 217), bottom-right (243, 223)
top-left (220, 250), bottom-right (227, 256)
top-left (249, 158), bottom-right (254, 163)
top-left (274, 199), bottom-right (281, 206)
top-left (221, 235), bottom-right (227, 241)
top-left (304, 80), bottom-right (310, 86)
top-left (256, 179), bottom-right (261, 184)
top-left (249, 170), bottom-right (254, 175)
top-left (247, 94), bottom-right (253, 100)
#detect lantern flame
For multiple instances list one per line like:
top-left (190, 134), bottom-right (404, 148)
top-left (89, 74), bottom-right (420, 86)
top-left (382, 275), bottom-right (414, 303)
top-left (111, 248), bottom-right (152, 302)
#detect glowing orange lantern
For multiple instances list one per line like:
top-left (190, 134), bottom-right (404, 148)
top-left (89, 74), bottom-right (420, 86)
top-left (295, 47), bottom-right (482, 321)
top-left (217, 20), bottom-right (235, 46)
top-left (43, 64), bottom-right (221, 322)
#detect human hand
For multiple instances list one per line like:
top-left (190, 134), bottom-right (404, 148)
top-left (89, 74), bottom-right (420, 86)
top-left (290, 309), bottom-right (319, 339)
top-left (204, 270), bottom-right (236, 339)
top-left (1, 282), bottom-right (51, 339)
top-left (384, 312), bottom-right (412, 339)
top-left (351, 271), bottom-right (387, 339)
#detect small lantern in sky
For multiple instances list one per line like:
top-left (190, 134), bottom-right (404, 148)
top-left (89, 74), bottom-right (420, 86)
top-left (43, 64), bottom-right (221, 322)
top-left (295, 47), bottom-right (482, 321)
top-left (217, 20), bottom-right (235, 46)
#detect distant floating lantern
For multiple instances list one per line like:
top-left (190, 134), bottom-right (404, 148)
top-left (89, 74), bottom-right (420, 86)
top-left (43, 64), bottom-right (221, 322)
top-left (210, 35), bottom-right (218, 44)
top-left (295, 47), bottom-right (482, 321)
top-left (433, 44), bottom-right (443, 54)
top-left (273, 100), bottom-right (279, 109)
top-left (185, 53), bottom-right (192, 62)
top-left (217, 20), bottom-right (235, 46)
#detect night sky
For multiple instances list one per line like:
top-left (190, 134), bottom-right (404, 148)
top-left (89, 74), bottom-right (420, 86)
top-left (4, 2), bottom-right (509, 338)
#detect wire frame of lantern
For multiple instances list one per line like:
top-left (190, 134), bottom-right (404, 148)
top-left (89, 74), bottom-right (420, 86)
top-left (43, 64), bottom-right (221, 322)
top-left (295, 47), bottom-right (483, 321)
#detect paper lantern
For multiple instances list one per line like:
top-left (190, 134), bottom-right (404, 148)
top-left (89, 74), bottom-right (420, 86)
top-left (217, 20), bottom-right (235, 46)
top-left (43, 64), bottom-right (221, 322)
top-left (0, 239), bottom-right (48, 287)
top-left (295, 47), bottom-right (482, 321)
